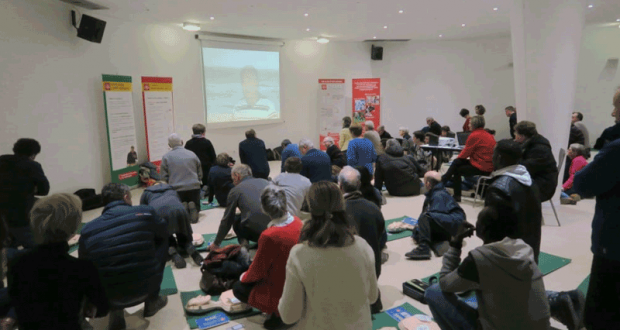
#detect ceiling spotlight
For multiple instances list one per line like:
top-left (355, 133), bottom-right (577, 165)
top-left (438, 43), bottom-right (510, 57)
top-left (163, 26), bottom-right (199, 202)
top-left (304, 13), bottom-right (309, 17)
top-left (182, 22), bottom-right (201, 31)
top-left (399, 10), bottom-right (404, 14)
top-left (461, 23), bottom-right (466, 27)
top-left (210, 17), bottom-right (215, 20)
top-left (306, 28), bottom-right (310, 31)
top-left (493, 7), bottom-right (498, 11)
top-left (373, 36), bottom-right (377, 39)
top-left (588, 4), bottom-right (593, 8)
top-left (384, 25), bottom-right (388, 29)
top-left (617, 19), bottom-right (620, 22)
top-left (317, 37), bottom-right (329, 44)
top-left (439, 34), bottom-right (443, 38)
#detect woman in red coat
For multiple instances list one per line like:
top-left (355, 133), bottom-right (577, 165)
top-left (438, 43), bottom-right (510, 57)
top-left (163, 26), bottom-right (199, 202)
top-left (232, 185), bottom-right (303, 330)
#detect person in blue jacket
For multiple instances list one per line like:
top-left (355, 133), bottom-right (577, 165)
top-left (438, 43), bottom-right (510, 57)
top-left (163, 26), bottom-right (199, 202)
top-left (280, 139), bottom-right (301, 173)
top-left (347, 124), bottom-right (377, 174)
top-left (299, 138), bottom-right (332, 183)
top-left (239, 129), bottom-right (270, 179)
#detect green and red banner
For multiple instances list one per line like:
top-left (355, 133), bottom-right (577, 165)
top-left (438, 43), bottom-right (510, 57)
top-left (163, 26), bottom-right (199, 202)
top-left (142, 76), bottom-right (175, 168)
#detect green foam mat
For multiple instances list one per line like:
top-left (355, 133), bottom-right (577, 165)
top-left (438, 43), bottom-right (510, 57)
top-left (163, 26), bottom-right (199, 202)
top-left (200, 198), bottom-right (219, 211)
top-left (421, 251), bottom-right (572, 284)
top-left (195, 234), bottom-right (257, 252)
top-left (578, 275), bottom-right (590, 295)
top-left (180, 290), bottom-right (262, 329)
top-left (160, 266), bottom-right (178, 296)
top-left (385, 216), bottom-right (415, 242)
top-left (372, 303), bottom-right (426, 330)
top-left (68, 223), bottom-right (86, 254)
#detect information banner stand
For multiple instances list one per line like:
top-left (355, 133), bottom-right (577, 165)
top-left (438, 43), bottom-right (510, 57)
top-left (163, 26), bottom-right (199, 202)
top-left (352, 78), bottom-right (381, 128)
top-left (318, 79), bottom-right (346, 150)
top-left (142, 77), bottom-right (175, 168)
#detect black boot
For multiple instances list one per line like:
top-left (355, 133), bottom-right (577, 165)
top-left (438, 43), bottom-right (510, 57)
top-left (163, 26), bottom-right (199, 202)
top-left (144, 295), bottom-right (168, 317)
top-left (263, 314), bottom-right (284, 330)
top-left (405, 244), bottom-right (431, 260)
top-left (191, 251), bottom-right (204, 266)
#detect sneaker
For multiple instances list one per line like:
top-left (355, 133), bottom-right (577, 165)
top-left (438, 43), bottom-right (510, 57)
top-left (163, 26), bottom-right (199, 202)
top-left (191, 251), bottom-right (204, 266)
top-left (570, 194), bottom-right (582, 202)
top-left (263, 314), bottom-right (284, 330)
top-left (548, 292), bottom-right (579, 330)
top-left (188, 202), bottom-right (199, 224)
top-left (405, 245), bottom-right (431, 260)
top-left (560, 197), bottom-right (577, 205)
top-left (144, 295), bottom-right (168, 317)
top-left (171, 253), bottom-right (186, 269)
top-left (108, 310), bottom-right (126, 330)
top-left (431, 241), bottom-right (450, 257)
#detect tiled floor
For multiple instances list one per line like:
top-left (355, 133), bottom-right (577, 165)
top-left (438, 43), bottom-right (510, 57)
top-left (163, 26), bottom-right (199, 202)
top-left (79, 161), bottom-right (593, 330)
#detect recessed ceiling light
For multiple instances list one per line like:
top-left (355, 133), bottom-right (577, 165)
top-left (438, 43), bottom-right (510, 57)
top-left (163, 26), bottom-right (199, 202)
top-left (493, 7), bottom-right (498, 11)
top-left (306, 28), bottom-right (310, 31)
top-left (462, 23), bottom-right (466, 27)
top-left (439, 34), bottom-right (443, 38)
top-left (317, 37), bottom-right (329, 44)
top-left (182, 22), bottom-right (200, 31)
top-left (588, 4), bottom-right (593, 8)
top-left (210, 17), bottom-right (214, 20)
top-left (384, 25), bottom-right (388, 29)
top-left (304, 13), bottom-right (309, 17)
top-left (373, 36), bottom-right (377, 39)
top-left (399, 10), bottom-right (404, 14)
top-left (617, 19), bottom-right (620, 22)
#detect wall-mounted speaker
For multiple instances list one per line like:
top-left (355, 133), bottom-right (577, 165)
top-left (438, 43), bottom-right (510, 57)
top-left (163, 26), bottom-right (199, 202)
top-left (371, 45), bottom-right (383, 61)
top-left (77, 14), bottom-right (106, 43)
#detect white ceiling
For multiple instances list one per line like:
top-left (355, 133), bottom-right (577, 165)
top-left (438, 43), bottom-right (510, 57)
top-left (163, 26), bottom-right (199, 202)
top-left (58, 0), bottom-right (620, 41)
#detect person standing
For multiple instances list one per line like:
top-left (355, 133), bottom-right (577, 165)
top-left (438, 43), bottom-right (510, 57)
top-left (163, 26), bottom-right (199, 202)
top-left (185, 124), bottom-right (216, 188)
top-left (239, 129), bottom-right (270, 179)
top-left (593, 92), bottom-right (620, 150)
top-left (347, 124), bottom-right (377, 175)
top-left (574, 90), bottom-right (620, 330)
top-left (339, 116), bottom-right (353, 153)
top-left (505, 106), bottom-right (517, 139)
top-left (377, 125), bottom-right (392, 140)
top-left (475, 104), bottom-right (486, 116)
top-left (299, 138), bottom-right (332, 183)
top-left (572, 112), bottom-right (590, 149)
top-left (160, 133), bottom-right (202, 223)
top-left (460, 109), bottom-right (472, 132)
top-left (363, 121), bottom-right (385, 156)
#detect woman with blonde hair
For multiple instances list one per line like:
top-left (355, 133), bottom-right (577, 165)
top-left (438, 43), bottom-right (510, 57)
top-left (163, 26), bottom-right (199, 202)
top-left (278, 182), bottom-right (378, 330)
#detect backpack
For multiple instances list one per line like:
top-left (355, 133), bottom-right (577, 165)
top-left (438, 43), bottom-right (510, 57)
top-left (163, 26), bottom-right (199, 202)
top-left (74, 188), bottom-right (104, 211)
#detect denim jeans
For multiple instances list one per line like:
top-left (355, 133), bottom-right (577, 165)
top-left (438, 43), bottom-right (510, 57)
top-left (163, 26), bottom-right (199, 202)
top-left (424, 283), bottom-right (478, 330)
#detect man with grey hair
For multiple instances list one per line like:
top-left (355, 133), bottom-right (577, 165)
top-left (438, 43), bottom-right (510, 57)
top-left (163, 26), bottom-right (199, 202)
top-left (161, 133), bottom-right (202, 223)
top-left (364, 121), bottom-right (385, 155)
top-left (79, 183), bottom-right (169, 329)
top-left (399, 127), bottom-right (413, 152)
top-left (273, 157), bottom-right (311, 217)
top-left (210, 164), bottom-right (271, 250)
top-left (426, 117), bottom-right (442, 136)
top-left (299, 138), bottom-right (332, 183)
top-left (323, 136), bottom-right (346, 168)
top-left (377, 125), bottom-right (392, 140)
top-left (338, 165), bottom-right (386, 313)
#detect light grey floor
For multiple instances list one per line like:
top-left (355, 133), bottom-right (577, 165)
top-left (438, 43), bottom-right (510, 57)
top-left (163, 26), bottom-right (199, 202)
top-left (78, 161), bottom-right (592, 330)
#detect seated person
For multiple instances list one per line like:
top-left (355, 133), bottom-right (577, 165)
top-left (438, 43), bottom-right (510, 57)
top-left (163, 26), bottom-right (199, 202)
top-left (485, 139), bottom-right (542, 263)
top-left (593, 93), bottom-right (620, 150)
top-left (405, 171), bottom-right (466, 260)
top-left (339, 166), bottom-right (387, 313)
top-left (442, 116), bottom-right (495, 202)
top-left (424, 206), bottom-right (550, 330)
top-left (354, 166), bottom-right (383, 209)
top-left (209, 164), bottom-right (271, 250)
top-left (347, 124), bottom-right (377, 174)
top-left (299, 138), bottom-right (332, 183)
top-left (273, 157), bottom-right (311, 217)
top-left (233, 186), bottom-right (303, 330)
top-left (377, 125), bottom-right (392, 140)
top-left (440, 126), bottom-right (453, 137)
top-left (364, 121), bottom-right (385, 155)
top-left (207, 153), bottom-right (235, 206)
top-left (561, 143), bottom-right (588, 204)
top-left (374, 139), bottom-right (423, 197)
top-left (8, 194), bottom-right (109, 330)
top-left (409, 131), bottom-right (433, 171)
top-left (399, 127), bottom-right (413, 152)
top-left (323, 136), bottom-right (346, 168)
top-left (79, 183), bottom-right (169, 330)
top-left (280, 139), bottom-right (301, 173)
top-left (426, 117), bottom-right (442, 136)
top-left (141, 182), bottom-right (203, 269)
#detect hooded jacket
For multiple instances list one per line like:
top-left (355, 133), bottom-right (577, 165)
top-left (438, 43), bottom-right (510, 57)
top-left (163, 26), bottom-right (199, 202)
top-left (485, 165), bottom-right (542, 263)
top-left (140, 184), bottom-right (193, 239)
top-left (520, 134), bottom-right (558, 202)
top-left (374, 143), bottom-right (423, 197)
top-left (439, 237), bottom-right (550, 330)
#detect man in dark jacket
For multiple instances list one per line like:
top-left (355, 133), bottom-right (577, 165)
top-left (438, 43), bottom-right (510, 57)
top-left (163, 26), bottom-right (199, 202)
top-left (575, 90), bottom-right (620, 329)
top-left (207, 153), bottom-right (235, 206)
top-left (299, 138), bottom-right (332, 183)
top-left (406, 171), bottom-right (466, 260)
top-left (515, 121), bottom-right (558, 202)
top-left (374, 139), bottom-right (423, 197)
top-left (426, 117), bottom-right (442, 136)
top-left (563, 125), bottom-right (586, 183)
top-left (239, 129), bottom-right (270, 179)
top-left (593, 93), bottom-right (620, 150)
top-left (79, 183), bottom-right (169, 329)
top-left (505, 106), bottom-right (517, 138)
top-left (0, 138), bottom-right (49, 257)
top-left (339, 166), bottom-right (386, 313)
top-left (280, 139), bottom-right (301, 173)
top-left (322, 136), bottom-right (346, 168)
top-left (485, 139), bottom-right (542, 263)
top-left (185, 124), bottom-right (217, 187)
top-left (378, 125), bottom-right (392, 140)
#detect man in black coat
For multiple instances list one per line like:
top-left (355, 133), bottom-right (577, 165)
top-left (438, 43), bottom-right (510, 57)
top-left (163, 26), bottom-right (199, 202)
top-left (322, 136), bottom-right (346, 168)
top-left (514, 121), bottom-right (558, 202)
top-left (185, 124), bottom-right (217, 187)
top-left (485, 139), bottom-right (543, 263)
top-left (426, 117), bottom-right (442, 136)
top-left (238, 129), bottom-right (270, 179)
top-left (374, 139), bottom-right (423, 197)
top-left (378, 125), bottom-right (392, 140)
top-left (505, 106), bottom-right (517, 139)
top-left (299, 138), bottom-right (332, 183)
top-left (339, 166), bottom-right (386, 313)
top-left (593, 98), bottom-right (620, 150)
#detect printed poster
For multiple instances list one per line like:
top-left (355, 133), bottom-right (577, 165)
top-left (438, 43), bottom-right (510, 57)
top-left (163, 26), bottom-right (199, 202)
top-left (102, 74), bottom-right (140, 186)
top-left (142, 77), bottom-right (175, 167)
top-left (352, 78), bottom-right (381, 129)
top-left (318, 79), bottom-right (346, 150)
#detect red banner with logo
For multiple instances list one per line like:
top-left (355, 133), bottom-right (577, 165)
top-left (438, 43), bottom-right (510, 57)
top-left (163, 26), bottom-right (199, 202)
top-left (352, 78), bottom-right (380, 129)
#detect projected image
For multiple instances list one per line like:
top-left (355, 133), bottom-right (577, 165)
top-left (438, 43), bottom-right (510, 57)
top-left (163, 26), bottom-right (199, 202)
top-left (203, 48), bottom-right (280, 124)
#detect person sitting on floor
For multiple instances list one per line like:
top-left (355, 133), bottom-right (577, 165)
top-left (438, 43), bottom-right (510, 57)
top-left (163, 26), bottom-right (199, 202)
top-left (8, 194), bottom-right (109, 330)
top-left (442, 115), bottom-right (495, 202)
top-left (323, 136), bottom-right (347, 168)
top-left (485, 139), bottom-right (543, 263)
top-left (374, 139), bottom-right (424, 197)
top-left (514, 121), bottom-right (558, 202)
top-left (460, 108), bottom-right (472, 132)
top-left (364, 121), bottom-right (385, 156)
top-left (209, 164), bottom-right (271, 250)
top-left (424, 206), bottom-right (550, 330)
top-left (347, 124), bottom-right (377, 175)
top-left (405, 171), bottom-right (466, 260)
top-left (232, 186), bottom-right (303, 330)
top-left (161, 133), bottom-right (202, 223)
top-left (79, 183), bottom-right (169, 330)
top-left (141, 182), bottom-right (203, 269)
top-left (273, 157), bottom-right (312, 217)
top-left (280, 139), bottom-right (301, 173)
top-left (354, 166), bottom-right (383, 209)
top-left (399, 127), bottom-right (413, 152)
top-left (560, 143), bottom-right (588, 205)
top-left (278, 182), bottom-right (378, 330)
top-left (299, 138), bottom-right (332, 183)
top-left (410, 131), bottom-right (433, 171)
top-left (239, 129), bottom-right (270, 180)
top-left (207, 153), bottom-right (235, 207)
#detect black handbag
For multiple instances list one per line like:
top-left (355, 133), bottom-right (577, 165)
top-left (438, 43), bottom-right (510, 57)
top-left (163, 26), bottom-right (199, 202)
top-left (402, 278), bottom-right (435, 304)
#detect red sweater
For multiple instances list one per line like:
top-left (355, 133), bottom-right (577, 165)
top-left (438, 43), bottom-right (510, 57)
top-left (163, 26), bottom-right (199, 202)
top-left (463, 117), bottom-right (471, 132)
top-left (458, 128), bottom-right (496, 173)
top-left (240, 217), bottom-right (302, 314)
top-left (563, 155), bottom-right (588, 191)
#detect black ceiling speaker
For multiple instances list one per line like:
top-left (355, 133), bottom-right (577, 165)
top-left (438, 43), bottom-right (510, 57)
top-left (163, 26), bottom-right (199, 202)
top-left (371, 45), bottom-right (383, 60)
top-left (76, 14), bottom-right (107, 43)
